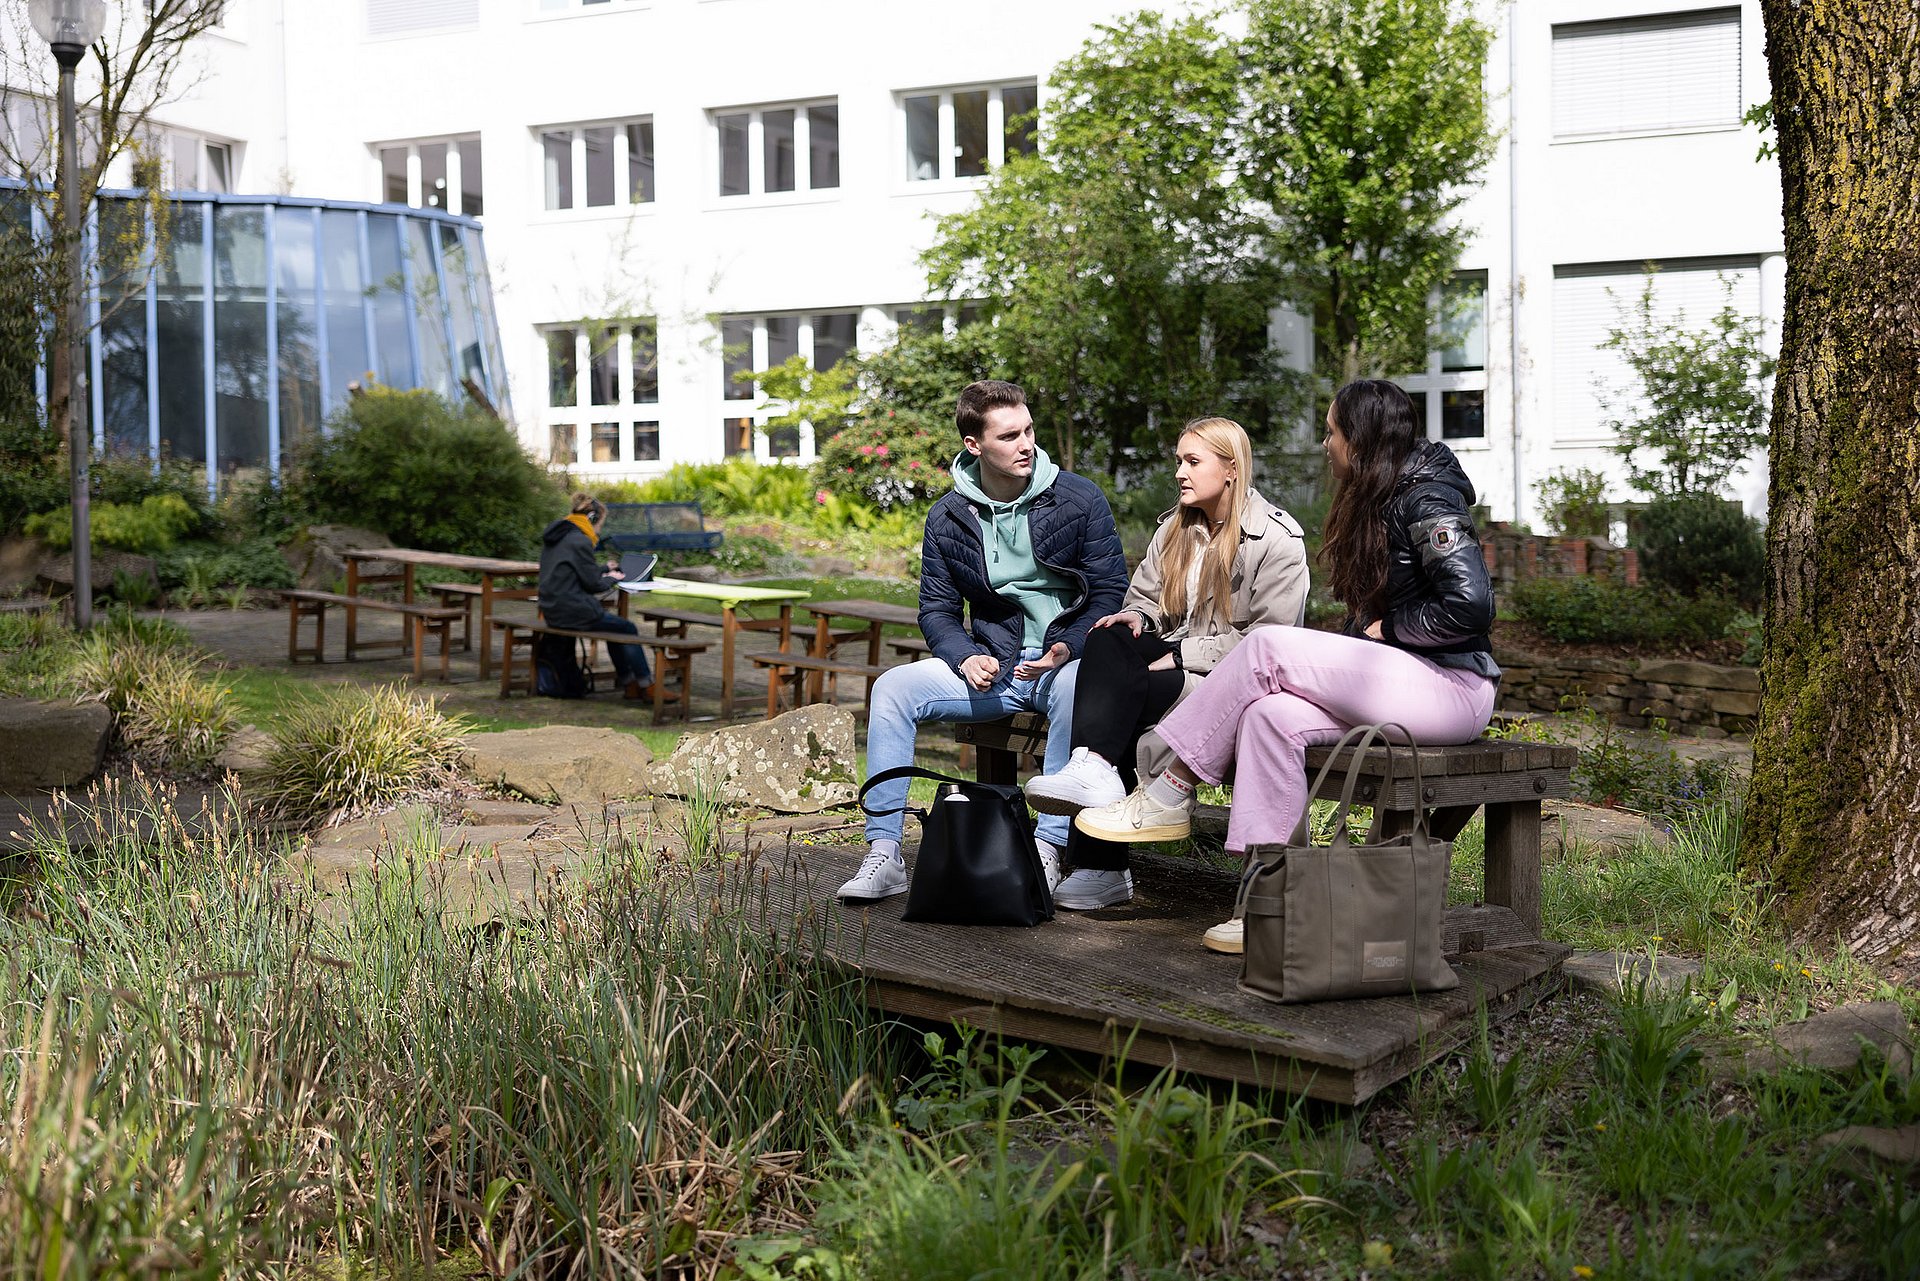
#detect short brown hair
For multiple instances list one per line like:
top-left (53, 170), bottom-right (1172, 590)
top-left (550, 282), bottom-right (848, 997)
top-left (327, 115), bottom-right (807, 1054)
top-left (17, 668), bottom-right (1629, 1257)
top-left (570, 492), bottom-right (608, 523)
top-left (955, 380), bottom-right (1026, 440)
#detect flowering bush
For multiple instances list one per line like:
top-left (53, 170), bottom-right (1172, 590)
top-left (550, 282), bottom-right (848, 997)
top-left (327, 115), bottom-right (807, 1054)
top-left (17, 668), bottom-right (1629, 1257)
top-left (814, 408), bottom-right (955, 510)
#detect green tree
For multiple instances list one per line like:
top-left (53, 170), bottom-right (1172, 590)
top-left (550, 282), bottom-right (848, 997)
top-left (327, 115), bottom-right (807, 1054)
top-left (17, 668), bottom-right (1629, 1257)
top-left (922, 11), bottom-right (1293, 475)
top-left (1746, 0), bottom-right (1920, 965)
top-left (1599, 274), bottom-right (1775, 499)
top-left (1243, 0), bottom-right (1498, 387)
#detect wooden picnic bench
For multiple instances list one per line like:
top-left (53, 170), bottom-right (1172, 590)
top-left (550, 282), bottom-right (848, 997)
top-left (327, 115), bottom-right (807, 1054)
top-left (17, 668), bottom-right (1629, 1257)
top-left (492, 618), bottom-right (707, 723)
top-left (632, 604), bottom-right (728, 636)
top-left (888, 635), bottom-right (932, 658)
top-left (751, 652), bottom-right (888, 718)
top-left (953, 712), bottom-right (1575, 937)
top-left (424, 581), bottom-right (487, 651)
top-left (277, 589), bottom-right (466, 682)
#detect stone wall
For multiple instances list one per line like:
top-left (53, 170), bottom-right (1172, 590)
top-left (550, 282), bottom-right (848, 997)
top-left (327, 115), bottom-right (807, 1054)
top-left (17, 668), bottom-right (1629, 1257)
top-left (1480, 528), bottom-right (1640, 593)
top-left (1495, 653), bottom-right (1759, 739)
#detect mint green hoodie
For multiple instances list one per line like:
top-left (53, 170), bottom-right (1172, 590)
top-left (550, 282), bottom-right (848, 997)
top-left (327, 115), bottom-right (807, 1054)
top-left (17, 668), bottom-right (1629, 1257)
top-left (950, 446), bottom-right (1078, 648)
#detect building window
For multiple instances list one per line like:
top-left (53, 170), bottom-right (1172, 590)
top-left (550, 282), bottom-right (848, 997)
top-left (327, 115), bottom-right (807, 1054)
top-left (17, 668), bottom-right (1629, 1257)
top-left (712, 100), bottom-right (838, 198)
top-left (544, 320), bottom-right (661, 466)
top-left (537, 0), bottom-right (644, 10)
top-left (893, 302), bottom-right (984, 337)
top-left (2, 96), bottom-right (52, 181)
top-left (901, 80), bottom-right (1037, 182)
top-left (1552, 8), bottom-right (1742, 141)
top-left (164, 132), bottom-right (231, 193)
top-left (375, 135), bottom-right (483, 215)
top-left (718, 310), bottom-right (858, 460)
top-left (540, 117), bottom-right (653, 211)
top-left (1551, 255), bottom-right (1762, 444)
top-left (1398, 273), bottom-right (1488, 442)
top-left (367, 0), bottom-right (479, 38)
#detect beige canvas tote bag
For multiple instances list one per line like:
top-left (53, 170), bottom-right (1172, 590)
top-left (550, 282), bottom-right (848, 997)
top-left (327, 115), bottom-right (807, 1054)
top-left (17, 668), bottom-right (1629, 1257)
top-left (1237, 723), bottom-right (1460, 1004)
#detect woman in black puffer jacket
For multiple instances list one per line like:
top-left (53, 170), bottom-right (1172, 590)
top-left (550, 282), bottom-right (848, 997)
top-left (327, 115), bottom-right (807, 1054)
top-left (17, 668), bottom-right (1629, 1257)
top-left (1071, 380), bottom-right (1500, 953)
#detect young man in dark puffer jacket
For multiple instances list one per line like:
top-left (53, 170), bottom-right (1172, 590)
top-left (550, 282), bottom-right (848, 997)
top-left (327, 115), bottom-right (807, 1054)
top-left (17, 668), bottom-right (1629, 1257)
top-left (839, 380), bottom-right (1129, 903)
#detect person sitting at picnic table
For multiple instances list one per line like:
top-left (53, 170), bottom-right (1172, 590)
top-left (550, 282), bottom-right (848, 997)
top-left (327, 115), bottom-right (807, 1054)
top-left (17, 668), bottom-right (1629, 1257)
top-left (1073, 380), bottom-right (1500, 954)
top-left (838, 379), bottom-right (1129, 904)
top-left (1023, 416), bottom-right (1309, 910)
top-left (537, 493), bottom-right (674, 703)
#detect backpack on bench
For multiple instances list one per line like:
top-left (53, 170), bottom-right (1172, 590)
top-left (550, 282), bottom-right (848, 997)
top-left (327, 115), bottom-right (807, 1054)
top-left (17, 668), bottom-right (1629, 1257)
top-left (534, 633), bottom-right (595, 699)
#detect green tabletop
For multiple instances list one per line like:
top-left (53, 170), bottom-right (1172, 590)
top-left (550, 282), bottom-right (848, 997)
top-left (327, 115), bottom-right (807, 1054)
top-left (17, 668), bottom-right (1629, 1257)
top-left (634, 577), bottom-right (811, 608)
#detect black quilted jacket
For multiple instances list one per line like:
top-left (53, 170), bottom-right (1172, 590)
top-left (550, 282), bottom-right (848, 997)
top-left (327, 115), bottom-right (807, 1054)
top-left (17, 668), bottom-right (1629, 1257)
top-left (918, 470), bottom-right (1129, 687)
top-left (1369, 442), bottom-right (1501, 679)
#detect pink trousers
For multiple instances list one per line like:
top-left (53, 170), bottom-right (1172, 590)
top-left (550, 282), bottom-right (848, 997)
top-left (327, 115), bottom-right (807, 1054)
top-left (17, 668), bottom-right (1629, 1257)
top-left (1154, 627), bottom-right (1498, 852)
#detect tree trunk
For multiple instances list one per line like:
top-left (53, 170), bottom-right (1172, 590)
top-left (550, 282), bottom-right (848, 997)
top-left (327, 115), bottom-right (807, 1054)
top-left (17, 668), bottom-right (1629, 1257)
top-left (1746, 1), bottom-right (1920, 963)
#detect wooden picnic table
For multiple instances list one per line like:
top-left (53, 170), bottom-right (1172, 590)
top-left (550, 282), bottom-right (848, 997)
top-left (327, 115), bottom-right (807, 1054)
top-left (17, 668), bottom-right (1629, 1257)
top-left (618, 576), bottom-right (811, 718)
top-left (800, 597), bottom-right (922, 703)
top-left (340, 548), bottom-right (539, 680)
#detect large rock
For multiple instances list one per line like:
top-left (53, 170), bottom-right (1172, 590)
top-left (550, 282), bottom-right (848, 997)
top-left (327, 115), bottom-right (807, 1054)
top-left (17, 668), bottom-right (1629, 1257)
top-left (653, 704), bottom-right (857, 813)
top-left (283, 524), bottom-right (394, 591)
top-left (213, 724), bottom-right (276, 784)
top-left (38, 548), bottom-right (158, 595)
top-left (0, 699), bottom-right (113, 790)
top-left (1544, 800), bottom-right (1668, 857)
top-left (460, 725), bottom-right (653, 804)
top-left (1746, 1001), bottom-right (1914, 1078)
top-left (1562, 949), bottom-right (1702, 997)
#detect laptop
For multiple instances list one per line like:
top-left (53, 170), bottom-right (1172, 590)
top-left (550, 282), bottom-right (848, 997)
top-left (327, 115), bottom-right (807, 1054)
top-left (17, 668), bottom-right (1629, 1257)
top-left (618, 551), bottom-right (658, 587)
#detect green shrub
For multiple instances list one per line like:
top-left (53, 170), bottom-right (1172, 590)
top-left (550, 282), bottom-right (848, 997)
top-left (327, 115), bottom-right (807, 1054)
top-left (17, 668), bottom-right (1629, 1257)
top-left (257, 682), bottom-right (468, 823)
top-left (1534, 467), bottom-right (1611, 538)
top-left (65, 624), bottom-right (193, 717)
top-left (815, 409), bottom-right (954, 509)
top-left (25, 492), bottom-right (202, 554)
top-left (1634, 495), bottom-right (1766, 606)
top-left (0, 412), bottom-right (66, 536)
top-left (290, 387), bottom-right (562, 557)
top-left (1511, 577), bottom-right (1741, 647)
top-left (156, 537), bottom-right (296, 593)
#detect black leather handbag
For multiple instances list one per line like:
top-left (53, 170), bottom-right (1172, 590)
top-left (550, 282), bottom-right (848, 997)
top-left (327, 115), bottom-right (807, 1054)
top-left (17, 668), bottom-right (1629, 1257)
top-left (858, 766), bottom-right (1054, 926)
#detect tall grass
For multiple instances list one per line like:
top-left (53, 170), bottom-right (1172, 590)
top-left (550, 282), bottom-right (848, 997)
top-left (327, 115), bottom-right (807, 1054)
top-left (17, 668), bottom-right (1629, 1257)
top-left (1, 778), bottom-right (897, 1276)
top-left (257, 682), bottom-right (469, 823)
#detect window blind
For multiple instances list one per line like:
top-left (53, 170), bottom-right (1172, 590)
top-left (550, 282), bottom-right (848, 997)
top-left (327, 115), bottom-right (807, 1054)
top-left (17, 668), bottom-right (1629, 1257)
top-left (1551, 257), bottom-right (1761, 443)
top-left (366, 0), bottom-right (478, 37)
top-left (1552, 8), bottom-right (1741, 139)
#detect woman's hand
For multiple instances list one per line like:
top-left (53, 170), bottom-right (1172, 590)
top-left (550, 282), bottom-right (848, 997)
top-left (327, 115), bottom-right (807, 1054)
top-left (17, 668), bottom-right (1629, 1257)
top-left (1013, 642), bottom-right (1071, 681)
top-left (1364, 619), bottom-right (1384, 640)
top-left (1093, 611), bottom-right (1145, 636)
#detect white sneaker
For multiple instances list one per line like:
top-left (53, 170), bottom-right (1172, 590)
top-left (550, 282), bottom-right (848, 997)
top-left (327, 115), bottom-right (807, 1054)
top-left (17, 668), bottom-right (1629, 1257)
top-left (1054, 868), bottom-right (1134, 910)
top-left (1202, 917), bottom-right (1244, 954)
top-left (1036, 840), bottom-right (1061, 894)
top-left (1074, 783), bottom-right (1195, 843)
top-left (1025, 747), bottom-right (1126, 816)
top-left (837, 848), bottom-right (908, 902)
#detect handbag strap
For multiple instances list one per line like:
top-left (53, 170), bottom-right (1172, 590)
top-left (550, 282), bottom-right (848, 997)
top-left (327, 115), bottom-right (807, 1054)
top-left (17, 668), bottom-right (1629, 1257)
top-left (1286, 722), bottom-right (1429, 845)
top-left (856, 764), bottom-right (989, 818)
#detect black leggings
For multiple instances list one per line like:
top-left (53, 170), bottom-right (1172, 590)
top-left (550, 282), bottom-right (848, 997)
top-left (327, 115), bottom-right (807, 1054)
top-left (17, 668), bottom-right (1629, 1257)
top-left (1064, 623), bottom-right (1187, 872)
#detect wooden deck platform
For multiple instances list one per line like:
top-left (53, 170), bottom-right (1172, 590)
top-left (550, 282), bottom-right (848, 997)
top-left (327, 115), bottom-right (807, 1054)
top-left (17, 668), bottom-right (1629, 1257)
top-left (733, 843), bottom-right (1570, 1105)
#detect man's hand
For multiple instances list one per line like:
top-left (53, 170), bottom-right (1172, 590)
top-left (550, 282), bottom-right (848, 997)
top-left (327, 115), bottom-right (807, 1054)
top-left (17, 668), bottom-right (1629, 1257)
top-left (1093, 610), bottom-right (1145, 636)
top-left (959, 653), bottom-right (1001, 690)
top-left (1013, 642), bottom-right (1071, 681)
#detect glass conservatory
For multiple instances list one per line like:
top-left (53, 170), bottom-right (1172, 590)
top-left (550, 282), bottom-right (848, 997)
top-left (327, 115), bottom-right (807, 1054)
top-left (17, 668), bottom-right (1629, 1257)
top-left (5, 181), bottom-right (508, 490)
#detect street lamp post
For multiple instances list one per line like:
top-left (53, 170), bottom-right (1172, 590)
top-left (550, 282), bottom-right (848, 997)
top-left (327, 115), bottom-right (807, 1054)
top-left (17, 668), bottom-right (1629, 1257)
top-left (29, 0), bottom-right (107, 629)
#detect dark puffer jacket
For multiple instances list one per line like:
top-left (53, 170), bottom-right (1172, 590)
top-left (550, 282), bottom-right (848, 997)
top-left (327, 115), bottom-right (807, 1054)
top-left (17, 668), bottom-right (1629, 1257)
top-left (538, 516), bottom-right (618, 630)
top-left (919, 470), bottom-right (1129, 687)
top-left (1371, 442), bottom-right (1500, 680)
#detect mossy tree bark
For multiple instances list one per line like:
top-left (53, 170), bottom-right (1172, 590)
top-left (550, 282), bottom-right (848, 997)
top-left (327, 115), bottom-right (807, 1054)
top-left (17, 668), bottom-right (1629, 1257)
top-left (1746, 2), bottom-right (1920, 961)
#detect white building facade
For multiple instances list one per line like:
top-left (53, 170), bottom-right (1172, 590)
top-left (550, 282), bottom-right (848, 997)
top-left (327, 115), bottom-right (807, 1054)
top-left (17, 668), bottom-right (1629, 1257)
top-left (5, 0), bottom-right (1782, 523)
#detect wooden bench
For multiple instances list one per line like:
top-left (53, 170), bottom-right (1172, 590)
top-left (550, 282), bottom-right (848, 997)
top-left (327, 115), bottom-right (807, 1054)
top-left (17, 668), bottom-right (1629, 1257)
top-left (750, 652), bottom-right (888, 718)
top-left (278, 589), bottom-right (466, 681)
top-left (424, 580), bottom-right (483, 652)
top-left (954, 713), bottom-right (1575, 937)
top-left (888, 635), bottom-right (932, 658)
top-left (492, 618), bottom-right (707, 722)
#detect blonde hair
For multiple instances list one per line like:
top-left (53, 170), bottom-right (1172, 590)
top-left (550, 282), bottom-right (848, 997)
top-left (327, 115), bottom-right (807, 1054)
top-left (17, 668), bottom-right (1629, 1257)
top-left (1157, 417), bottom-right (1253, 625)
top-left (570, 492), bottom-right (607, 523)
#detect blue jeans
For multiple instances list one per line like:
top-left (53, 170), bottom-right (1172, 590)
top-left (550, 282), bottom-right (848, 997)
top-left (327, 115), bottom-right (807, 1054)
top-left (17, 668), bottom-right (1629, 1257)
top-left (588, 612), bottom-right (651, 685)
top-left (863, 648), bottom-right (1078, 847)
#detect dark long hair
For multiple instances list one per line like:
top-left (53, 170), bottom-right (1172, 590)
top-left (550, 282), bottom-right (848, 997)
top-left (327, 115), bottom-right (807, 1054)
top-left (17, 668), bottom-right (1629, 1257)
top-left (1319, 379), bottom-right (1420, 621)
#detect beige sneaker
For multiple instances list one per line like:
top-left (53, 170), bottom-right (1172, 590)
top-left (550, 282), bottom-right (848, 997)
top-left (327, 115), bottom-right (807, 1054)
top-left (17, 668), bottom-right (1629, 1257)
top-left (1073, 783), bottom-right (1194, 843)
top-left (1202, 917), bottom-right (1244, 954)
